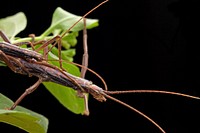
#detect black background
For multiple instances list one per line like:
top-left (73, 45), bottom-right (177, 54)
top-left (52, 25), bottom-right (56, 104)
top-left (0, 0), bottom-right (200, 133)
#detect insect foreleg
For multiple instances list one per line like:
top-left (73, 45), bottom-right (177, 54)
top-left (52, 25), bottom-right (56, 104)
top-left (77, 17), bottom-right (90, 116)
top-left (81, 17), bottom-right (89, 78)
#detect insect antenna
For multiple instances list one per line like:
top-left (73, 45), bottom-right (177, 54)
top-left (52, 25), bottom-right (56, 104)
top-left (104, 89), bottom-right (200, 100)
top-left (101, 92), bottom-right (166, 133)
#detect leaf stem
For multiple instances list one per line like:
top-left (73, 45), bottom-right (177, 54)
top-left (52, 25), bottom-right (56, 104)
top-left (12, 35), bottom-right (54, 44)
top-left (40, 26), bottom-right (54, 37)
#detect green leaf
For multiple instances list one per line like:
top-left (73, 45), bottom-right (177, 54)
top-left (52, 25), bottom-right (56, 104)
top-left (41, 7), bottom-right (99, 37)
top-left (0, 12), bottom-right (27, 41)
top-left (62, 49), bottom-right (76, 57)
top-left (43, 82), bottom-right (86, 115)
top-left (0, 93), bottom-right (48, 133)
top-left (0, 61), bottom-right (6, 66)
top-left (51, 7), bottom-right (99, 32)
top-left (62, 32), bottom-right (78, 49)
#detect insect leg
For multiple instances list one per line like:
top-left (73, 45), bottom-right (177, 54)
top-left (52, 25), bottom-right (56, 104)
top-left (28, 33), bottom-right (50, 52)
top-left (81, 18), bottom-right (89, 78)
top-left (0, 50), bottom-right (30, 75)
top-left (9, 78), bottom-right (43, 110)
top-left (0, 50), bottom-right (15, 71)
top-left (76, 17), bottom-right (90, 115)
top-left (0, 30), bottom-right (11, 43)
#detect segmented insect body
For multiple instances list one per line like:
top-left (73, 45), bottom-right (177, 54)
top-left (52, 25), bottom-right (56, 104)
top-left (1, 54), bottom-right (106, 102)
top-left (0, 41), bottom-right (44, 62)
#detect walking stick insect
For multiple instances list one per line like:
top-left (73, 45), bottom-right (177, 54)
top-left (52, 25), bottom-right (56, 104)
top-left (1, 0), bottom-right (200, 133)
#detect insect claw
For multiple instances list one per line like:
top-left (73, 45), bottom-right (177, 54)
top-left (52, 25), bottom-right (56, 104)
top-left (83, 110), bottom-right (90, 116)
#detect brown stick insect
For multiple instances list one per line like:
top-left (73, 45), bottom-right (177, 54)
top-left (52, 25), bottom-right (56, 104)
top-left (1, 0), bottom-right (200, 133)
